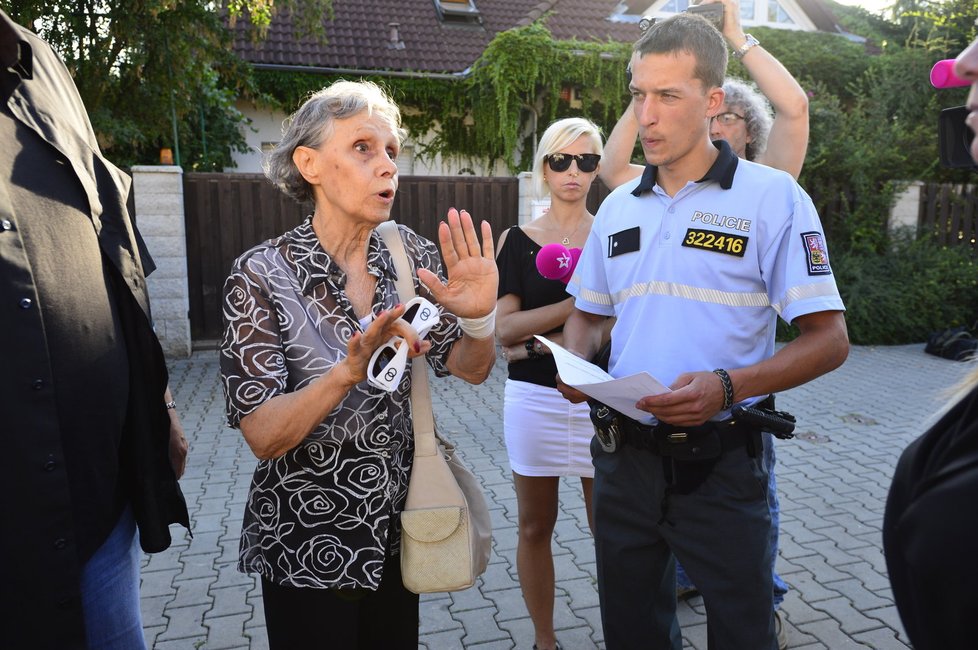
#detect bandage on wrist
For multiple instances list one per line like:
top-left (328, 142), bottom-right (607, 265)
top-left (458, 307), bottom-right (496, 339)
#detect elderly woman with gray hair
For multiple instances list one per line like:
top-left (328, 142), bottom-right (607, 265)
top-left (219, 80), bottom-right (497, 648)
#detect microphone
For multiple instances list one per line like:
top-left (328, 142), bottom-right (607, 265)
top-left (535, 243), bottom-right (582, 284)
top-left (931, 59), bottom-right (969, 89)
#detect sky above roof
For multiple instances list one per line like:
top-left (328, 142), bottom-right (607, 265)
top-left (832, 0), bottom-right (893, 14)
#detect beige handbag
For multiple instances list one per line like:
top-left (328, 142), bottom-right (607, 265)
top-left (376, 221), bottom-right (492, 594)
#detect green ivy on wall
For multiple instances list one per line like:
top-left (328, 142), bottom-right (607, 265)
top-left (252, 22), bottom-right (632, 173)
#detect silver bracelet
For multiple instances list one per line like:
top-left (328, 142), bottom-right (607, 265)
top-left (165, 400), bottom-right (177, 410)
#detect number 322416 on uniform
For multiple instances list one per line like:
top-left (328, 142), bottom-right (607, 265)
top-left (681, 228), bottom-right (748, 258)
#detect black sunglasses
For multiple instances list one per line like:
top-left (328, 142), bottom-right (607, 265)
top-left (545, 153), bottom-right (601, 173)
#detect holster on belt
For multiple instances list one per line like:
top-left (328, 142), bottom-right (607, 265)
top-left (655, 423), bottom-right (724, 495)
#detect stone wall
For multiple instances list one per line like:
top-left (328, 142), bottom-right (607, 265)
top-left (131, 166), bottom-right (192, 359)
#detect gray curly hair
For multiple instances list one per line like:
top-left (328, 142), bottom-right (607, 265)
top-left (264, 80), bottom-right (404, 203)
top-left (722, 78), bottom-right (773, 161)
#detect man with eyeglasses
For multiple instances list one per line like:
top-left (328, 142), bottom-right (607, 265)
top-left (556, 11), bottom-right (848, 650)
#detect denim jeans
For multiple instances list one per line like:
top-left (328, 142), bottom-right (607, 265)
top-left (80, 506), bottom-right (147, 649)
top-left (676, 433), bottom-right (788, 608)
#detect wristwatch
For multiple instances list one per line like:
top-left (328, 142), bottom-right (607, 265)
top-left (525, 339), bottom-right (543, 360)
top-left (733, 34), bottom-right (759, 60)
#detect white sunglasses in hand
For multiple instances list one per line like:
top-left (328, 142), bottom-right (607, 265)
top-left (366, 297), bottom-right (441, 392)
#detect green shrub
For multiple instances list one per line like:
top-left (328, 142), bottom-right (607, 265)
top-left (780, 232), bottom-right (978, 344)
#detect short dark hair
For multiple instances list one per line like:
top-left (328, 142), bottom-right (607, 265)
top-left (633, 13), bottom-right (727, 91)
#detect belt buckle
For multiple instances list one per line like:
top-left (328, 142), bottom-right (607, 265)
top-left (667, 431), bottom-right (688, 443)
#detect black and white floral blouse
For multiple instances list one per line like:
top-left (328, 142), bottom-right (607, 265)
top-left (220, 217), bottom-right (460, 590)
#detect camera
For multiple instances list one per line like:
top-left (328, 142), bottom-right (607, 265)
top-left (939, 106), bottom-right (977, 169)
top-left (687, 3), bottom-right (724, 31)
top-left (639, 3), bottom-right (724, 33)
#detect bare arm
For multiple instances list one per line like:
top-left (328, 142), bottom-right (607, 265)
top-left (598, 108), bottom-right (646, 191)
top-left (445, 331), bottom-right (497, 384)
top-left (706, 0), bottom-right (810, 178)
top-left (637, 310), bottom-right (848, 425)
top-left (555, 307), bottom-right (610, 403)
top-left (496, 293), bottom-right (575, 347)
top-left (164, 385), bottom-right (188, 478)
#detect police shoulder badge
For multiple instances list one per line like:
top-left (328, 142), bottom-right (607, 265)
top-left (801, 231), bottom-right (831, 275)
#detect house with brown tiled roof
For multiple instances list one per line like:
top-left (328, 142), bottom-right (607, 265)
top-left (229, 0), bottom-right (847, 175)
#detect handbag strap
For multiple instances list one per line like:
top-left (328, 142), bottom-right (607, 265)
top-left (375, 221), bottom-right (439, 459)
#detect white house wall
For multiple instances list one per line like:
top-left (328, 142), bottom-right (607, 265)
top-left (229, 100), bottom-right (511, 178)
top-left (639, 0), bottom-right (815, 31)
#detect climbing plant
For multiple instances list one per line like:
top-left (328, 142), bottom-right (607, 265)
top-left (253, 22), bottom-right (631, 172)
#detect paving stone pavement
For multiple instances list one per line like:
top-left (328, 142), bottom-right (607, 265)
top-left (143, 344), bottom-right (972, 649)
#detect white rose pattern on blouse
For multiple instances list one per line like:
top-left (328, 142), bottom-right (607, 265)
top-left (220, 218), bottom-right (460, 590)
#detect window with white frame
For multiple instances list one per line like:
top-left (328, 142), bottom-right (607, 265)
top-left (641, 0), bottom-right (804, 29)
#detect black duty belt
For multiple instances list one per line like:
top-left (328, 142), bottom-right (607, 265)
top-left (618, 395), bottom-right (775, 459)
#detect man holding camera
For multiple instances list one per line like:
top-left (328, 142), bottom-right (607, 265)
top-left (558, 13), bottom-right (848, 649)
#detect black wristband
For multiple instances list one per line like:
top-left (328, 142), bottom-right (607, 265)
top-left (712, 368), bottom-right (734, 410)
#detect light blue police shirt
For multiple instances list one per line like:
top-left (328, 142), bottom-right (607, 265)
top-left (566, 141), bottom-right (844, 415)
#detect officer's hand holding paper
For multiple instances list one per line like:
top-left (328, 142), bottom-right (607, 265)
top-left (537, 335), bottom-right (670, 424)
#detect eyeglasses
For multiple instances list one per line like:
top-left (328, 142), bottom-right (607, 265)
top-left (366, 297), bottom-right (441, 392)
top-left (711, 112), bottom-right (746, 126)
top-left (545, 153), bottom-right (601, 173)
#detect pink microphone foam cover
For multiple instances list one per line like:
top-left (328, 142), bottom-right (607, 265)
top-left (561, 247), bottom-right (583, 284)
top-left (536, 243), bottom-right (573, 280)
top-left (931, 59), bottom-right (969, 89)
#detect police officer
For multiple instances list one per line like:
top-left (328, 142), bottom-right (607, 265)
top-left (557, 13), bottom-right (848, 650)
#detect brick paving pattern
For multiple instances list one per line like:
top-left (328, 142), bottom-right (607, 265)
top-left (143, 344), bottom-right (971, 649)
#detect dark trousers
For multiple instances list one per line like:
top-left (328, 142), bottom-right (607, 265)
top-left (592, 438), bottom-right (776, 650)
top-left (261, 554), bottom-right (419, 649)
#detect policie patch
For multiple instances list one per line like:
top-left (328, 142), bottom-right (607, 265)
top-left (801, 231), bottom-right (831, 275)
top-left (681, 228), bottom-right (748, 258)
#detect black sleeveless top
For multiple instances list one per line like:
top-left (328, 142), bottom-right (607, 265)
top-left (496, 226), bottom-right (574, 389)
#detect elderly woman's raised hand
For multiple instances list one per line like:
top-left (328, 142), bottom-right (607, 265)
top-left (418, 208), bottom-right (497, 319)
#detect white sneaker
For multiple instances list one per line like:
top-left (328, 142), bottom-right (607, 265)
top-left (774, 610), bottom-right (788, 650)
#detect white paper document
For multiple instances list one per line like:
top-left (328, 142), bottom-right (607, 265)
top-left (535, 335), bottom-right (671, 424)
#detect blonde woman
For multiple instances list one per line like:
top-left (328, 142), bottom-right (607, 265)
top-left (495, 117), bottom-right (604, 650)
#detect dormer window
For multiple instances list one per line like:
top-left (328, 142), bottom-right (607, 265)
top-left (433, 0), bottom-right (483, 26)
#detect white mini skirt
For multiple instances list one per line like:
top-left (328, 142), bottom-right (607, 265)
top-left (503, 379), bottom-right (595, 478)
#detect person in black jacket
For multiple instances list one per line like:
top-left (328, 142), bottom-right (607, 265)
top-left (0, 9), bottom-right (190, 649)
top-left (882, 38), bottom-right (978, 650)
